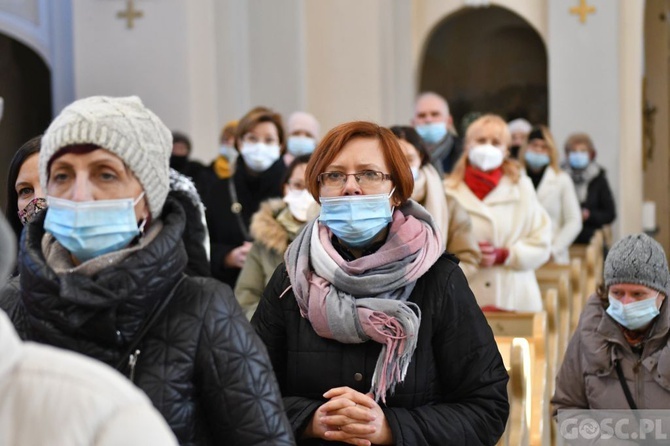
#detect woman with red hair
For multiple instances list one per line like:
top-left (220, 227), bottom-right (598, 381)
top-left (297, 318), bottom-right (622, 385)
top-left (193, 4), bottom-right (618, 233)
top-left (253, 120), bottom-right (508, 445)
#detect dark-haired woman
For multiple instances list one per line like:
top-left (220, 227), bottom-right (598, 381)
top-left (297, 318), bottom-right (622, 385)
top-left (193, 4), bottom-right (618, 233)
top-left (253, 120), bottom-right (508, 445)
top-left (201, 107), bottom-right (287, 287)
top-left (5, 136), bottom-right (44, 245)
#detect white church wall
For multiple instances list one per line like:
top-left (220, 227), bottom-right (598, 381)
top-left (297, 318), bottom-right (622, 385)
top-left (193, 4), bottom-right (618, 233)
top-left (549, 0), bottom-right (643, 238)
top-left (72, 0), bottom-right (221, 163)
top-left (214, 0), bottom-right (305, 143)
top-left (303, 0), bottom-right (386, 131)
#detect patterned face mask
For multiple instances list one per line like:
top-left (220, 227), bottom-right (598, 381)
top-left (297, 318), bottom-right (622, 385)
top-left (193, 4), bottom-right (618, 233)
top-left (18, 197), bottom-right (48, 226)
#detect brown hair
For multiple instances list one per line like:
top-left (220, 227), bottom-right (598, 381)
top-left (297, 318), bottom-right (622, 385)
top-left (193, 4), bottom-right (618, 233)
top-left (519, 125), bottom-right (560, 172)
top-left (305, 121), bottom-right (413, 206)
top-left (564, 132), bottom-right (596, 159)
top-left (235, 108), bottom-right (285, 152)
top-left (447, 114), bottom-right (520, 186)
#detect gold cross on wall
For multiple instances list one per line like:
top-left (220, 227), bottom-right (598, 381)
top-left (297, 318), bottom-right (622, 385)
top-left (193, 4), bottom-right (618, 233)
top-left (117, 0), bottom-right (144, 29)
top-left (570, 0), bottom-right (596, 24)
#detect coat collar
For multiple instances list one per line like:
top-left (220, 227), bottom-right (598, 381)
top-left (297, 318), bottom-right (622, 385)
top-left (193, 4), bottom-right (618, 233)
top-left (582, 294), bottom-right (670, 361)
top-left (447, 175), bottom-right (520, 220)
top-left (19, 196), bottom-right (189, 354)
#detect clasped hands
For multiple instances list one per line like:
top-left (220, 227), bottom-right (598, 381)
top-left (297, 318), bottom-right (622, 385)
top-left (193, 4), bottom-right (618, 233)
top-left (305, 386), bottom-right (393, 446)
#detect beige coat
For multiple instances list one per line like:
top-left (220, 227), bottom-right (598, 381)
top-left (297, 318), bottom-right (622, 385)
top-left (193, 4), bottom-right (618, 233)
top-left (446, 175), bottom-right (552, 311)
top-left (535, 168), bottom-right (582, 264)
top-left (235, 199), bottom-right (304, 320)
top-left (552, 295), bottom-right (670, 411)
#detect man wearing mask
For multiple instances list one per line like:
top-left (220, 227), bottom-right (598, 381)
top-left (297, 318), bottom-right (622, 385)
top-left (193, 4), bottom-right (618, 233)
top-left (412, 92), bottom-right (463, 177)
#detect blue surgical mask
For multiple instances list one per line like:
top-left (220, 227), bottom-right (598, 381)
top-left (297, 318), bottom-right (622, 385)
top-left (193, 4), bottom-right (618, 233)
top-left (287, 136), bottom-right (316, 156)
top-left (410, 166), bottom-right (420, 181)
top-left (44, 193), bottom-right (145, 262)
top-left (525, 151), bottom-right (550, 170)
top-left (219, 144), bottom-right (238, 163)
top-left (241, 142), bottom-right (281, 172)
top-left (606, 293), bottom-right (660, 330)
top-left (319, 189), bottom-right (395, 248)
top-left (568, 152), bottom-right (590, 169)
top-left (415, 123), bottom-right (447, 145)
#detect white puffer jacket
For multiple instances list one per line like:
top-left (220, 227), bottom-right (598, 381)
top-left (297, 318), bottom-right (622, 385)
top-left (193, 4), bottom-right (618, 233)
top-left (0, 310), bottom-right (177, 446)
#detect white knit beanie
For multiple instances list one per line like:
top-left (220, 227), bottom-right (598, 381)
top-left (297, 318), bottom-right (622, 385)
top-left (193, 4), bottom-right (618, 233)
top-left (40, 96), bottom-right (172, 219)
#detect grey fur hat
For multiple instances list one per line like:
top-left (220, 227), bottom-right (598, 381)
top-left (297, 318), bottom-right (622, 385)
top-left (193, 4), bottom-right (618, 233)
top-left (604, 233), bottom-right (670, 296)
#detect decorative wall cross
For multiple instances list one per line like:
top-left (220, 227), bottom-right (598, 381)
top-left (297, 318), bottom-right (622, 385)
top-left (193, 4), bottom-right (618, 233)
top-left (570, 0), bottom-right (596, 24)
top-left (117, 0), bottom-right (144, 29)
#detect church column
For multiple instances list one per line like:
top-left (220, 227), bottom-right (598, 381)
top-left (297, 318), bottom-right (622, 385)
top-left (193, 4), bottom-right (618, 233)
top-left (618, 0), bottom-right (644, 236)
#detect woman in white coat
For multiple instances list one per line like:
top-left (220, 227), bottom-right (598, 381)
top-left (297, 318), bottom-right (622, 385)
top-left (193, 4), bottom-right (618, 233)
top-left (520, 126), bottom-right (582, 264)
top-left (445, 114), bottom-right (552, 312)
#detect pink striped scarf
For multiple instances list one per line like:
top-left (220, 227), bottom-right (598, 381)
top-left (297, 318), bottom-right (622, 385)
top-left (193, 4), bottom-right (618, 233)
top-left (284, 200), bottom-right (442, 402)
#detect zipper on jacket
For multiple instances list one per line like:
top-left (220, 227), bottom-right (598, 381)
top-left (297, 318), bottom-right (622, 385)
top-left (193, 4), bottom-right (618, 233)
top-left (128, 349), bottom-right (141, 382)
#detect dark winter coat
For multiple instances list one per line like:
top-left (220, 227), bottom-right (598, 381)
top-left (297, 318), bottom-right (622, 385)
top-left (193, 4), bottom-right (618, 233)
top-left (0, 197), bottom-right (294, 446)
top-left (201, 158), bottom-right (286, 287)
top-left (575, 169), bottom-right (616, 244)
top-left (252, 254), bottom-right (509, 445)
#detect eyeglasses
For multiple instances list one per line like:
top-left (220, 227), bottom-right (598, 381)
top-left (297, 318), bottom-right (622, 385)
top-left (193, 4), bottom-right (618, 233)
top-left (317, 170), bottom-right (391, 189)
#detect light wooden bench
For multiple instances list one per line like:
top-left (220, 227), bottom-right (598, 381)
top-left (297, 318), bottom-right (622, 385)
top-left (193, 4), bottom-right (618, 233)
top-left (536, 264), bottom-right (577, 362)
top-left (486, 311), bottom-right (549, 446)
top-left (496, 338), bottom-right (531, 446)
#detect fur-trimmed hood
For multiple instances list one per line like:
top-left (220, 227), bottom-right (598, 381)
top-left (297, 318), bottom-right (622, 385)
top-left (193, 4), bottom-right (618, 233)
top-left (249, 198), bottom-right (293, 255)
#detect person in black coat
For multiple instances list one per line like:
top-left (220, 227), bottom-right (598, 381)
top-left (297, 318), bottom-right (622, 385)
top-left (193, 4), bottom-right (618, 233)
top-left (562, 132), bottom-right (616, 244)
top-left (201, 107), bottom-right (287, 287)
top-left (0, 96), bottom-right (293, 446)
top-left (252, 121), bottom-right (509, 445)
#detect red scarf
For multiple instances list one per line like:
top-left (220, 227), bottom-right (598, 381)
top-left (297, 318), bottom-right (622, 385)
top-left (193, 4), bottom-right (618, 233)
top-left (464, 165), bottom-right (503, 200)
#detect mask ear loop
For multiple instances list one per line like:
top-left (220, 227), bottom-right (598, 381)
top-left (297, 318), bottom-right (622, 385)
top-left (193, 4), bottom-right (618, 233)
top-left (138, 218), bottom-right (147, 236)
top-left (388, 187), bottom-right (396, 214)
top-left (134, 191), bottom-right (148, 237)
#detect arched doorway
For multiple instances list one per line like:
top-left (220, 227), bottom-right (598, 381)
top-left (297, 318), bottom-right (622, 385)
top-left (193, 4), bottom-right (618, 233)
top-left (0, 32), bottom-right (52, 211)
top-left (419, 5), bottom-right (547, 134)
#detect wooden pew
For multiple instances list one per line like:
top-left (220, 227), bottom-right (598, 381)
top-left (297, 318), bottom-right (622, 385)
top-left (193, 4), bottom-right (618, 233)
top-left (486, 311), bottom-right (549, 446)
top-left (496, 338), bottom-right (531, 446)
top-left (542, 289), bottom-right (559, 399)
top-left (536, 267), bottom-right (572, 364)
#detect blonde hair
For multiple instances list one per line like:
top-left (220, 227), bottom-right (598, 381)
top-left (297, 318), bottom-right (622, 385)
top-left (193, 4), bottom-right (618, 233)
top-left (446, 114), bottom-right (519, 186)
top-left (519, 125), bottom-right (560, 173)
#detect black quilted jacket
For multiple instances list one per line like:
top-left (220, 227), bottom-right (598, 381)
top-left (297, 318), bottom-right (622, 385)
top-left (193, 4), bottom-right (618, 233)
top-left (253, 255), bottom-right (509, 445)
top-left (0, 197), bottom-right (295, 446)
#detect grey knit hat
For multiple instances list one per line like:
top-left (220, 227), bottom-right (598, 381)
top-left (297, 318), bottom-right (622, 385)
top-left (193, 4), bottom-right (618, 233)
top-left (40, 96), bottom-right (172, 219)
top-left (604, 233), bottom-right (670, 296)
